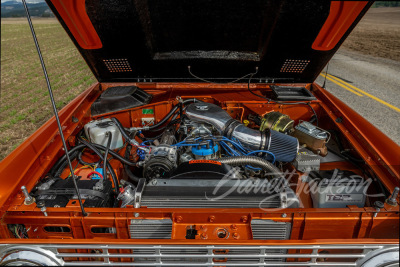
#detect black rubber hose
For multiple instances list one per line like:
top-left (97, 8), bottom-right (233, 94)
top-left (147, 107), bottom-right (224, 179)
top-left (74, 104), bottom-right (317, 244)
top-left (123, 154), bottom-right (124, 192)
top-left (330, 130), bottom-right (364, 163)
top-left (147, 105), bottom-right (180, 130)
top-left (77, 148), bottom-right (101, 166)
top-left (216, 156), bottom-right (284, 178)
top-left (50, 141), bottom-right (136, 176)
top-left (53, 159), bottom-right (68, 178)
top-left (103, 131), bottom-right (112, 184)
top-left (144, 98), bottom-right (199, 131)
top-left (111, 117), bottom-right (137, 145)
top-left (124, 144), bottom-right (140, 183)
top-left (78, 137), bottom-right (119, 190)
top-left (341, 151), bottom-right (365, 163)
top-left (112, 99), bottom-right (199, 138)
top-left (91, 143), bottom-right (136, 166)
top-left (147, 118), bottom-right (182, 133)
top-left (50, 147), bottom-right (84, 176)
top-left (53, 151), bottom-right (79, 177)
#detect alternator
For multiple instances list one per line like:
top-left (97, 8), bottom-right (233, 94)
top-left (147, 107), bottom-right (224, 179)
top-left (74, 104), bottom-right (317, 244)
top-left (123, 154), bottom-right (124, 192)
top-left (143, 145), bottom-right (178, 179)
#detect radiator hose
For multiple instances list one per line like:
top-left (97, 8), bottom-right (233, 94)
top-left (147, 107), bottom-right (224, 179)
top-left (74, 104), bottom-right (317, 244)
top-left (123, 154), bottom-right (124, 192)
top-left (216, 156), bottom-right (299, 207)
top-left (216, 156), bottom-right (283, 177)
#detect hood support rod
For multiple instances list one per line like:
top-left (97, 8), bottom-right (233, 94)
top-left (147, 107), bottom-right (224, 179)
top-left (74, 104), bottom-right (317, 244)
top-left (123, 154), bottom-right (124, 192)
top-left (22, 0), bottom-right (87, 217)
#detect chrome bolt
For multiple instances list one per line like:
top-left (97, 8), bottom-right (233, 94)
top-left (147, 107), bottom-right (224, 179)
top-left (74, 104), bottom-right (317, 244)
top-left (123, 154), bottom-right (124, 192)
top-left (373, 208), bottom-right (380, 218)
top-left (36, 201), bottom-right (48, 217)
top-left (134, 213), bottom-right (140, 217)
top-left (373, 201), bottom-right (384, 217)
top-left (281, 213), bottom-right (287, 218)
top-left (21, 186), bottom-right (35, 205)
top-left (386, 187), bottom-right (399, 206)
top-left (41, 207), bottom-right (48, 217)
top-left (21, 186), bottom-right (29, 197)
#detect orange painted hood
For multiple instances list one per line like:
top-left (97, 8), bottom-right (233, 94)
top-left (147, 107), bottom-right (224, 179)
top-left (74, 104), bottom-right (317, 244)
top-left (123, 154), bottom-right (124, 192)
top-left (46, 0), bottom-right (371, 83)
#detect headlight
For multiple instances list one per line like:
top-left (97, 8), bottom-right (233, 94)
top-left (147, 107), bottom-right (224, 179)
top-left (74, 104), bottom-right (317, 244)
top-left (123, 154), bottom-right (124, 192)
top-left (357, 246), bottom-right (399, 267)
top-left (0, 245), bottom-right (63, 266)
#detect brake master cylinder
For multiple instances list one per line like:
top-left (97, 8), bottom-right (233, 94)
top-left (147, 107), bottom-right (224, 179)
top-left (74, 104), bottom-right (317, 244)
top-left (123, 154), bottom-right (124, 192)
top-left (292, 121), bottom-right (329, 156)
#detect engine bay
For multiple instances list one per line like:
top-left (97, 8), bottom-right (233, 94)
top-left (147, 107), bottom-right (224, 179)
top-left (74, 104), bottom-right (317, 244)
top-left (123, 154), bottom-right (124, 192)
top-left (25, 84), bottom-right (389, 213)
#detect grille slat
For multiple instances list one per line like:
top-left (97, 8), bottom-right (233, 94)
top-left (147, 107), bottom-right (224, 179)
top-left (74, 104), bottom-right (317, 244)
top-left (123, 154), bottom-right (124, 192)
top-left (141, 197), bottom-right (280, 208)
top-left (5, 243), bottom-right (388, 266)
top-left (56, 252), bottom-right (367, 259)
top-left (251, 220), bottom-right (291, 240)
top-left (129, 219), bottom-right (173, 239)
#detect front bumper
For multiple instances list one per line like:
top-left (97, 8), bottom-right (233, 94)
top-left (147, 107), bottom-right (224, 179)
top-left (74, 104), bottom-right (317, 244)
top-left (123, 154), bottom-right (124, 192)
top-left (0, 242), bottom-right (398, 266)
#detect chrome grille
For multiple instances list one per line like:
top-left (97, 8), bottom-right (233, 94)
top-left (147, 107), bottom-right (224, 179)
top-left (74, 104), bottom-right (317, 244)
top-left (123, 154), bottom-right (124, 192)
top-left (251, 220), bottom-right (291, 240)
top-left (129, 219), bottom-right (173, 239)
top-left (1, 244), bottom-right (397, 266)
top-left (141, 196), bottom-right (281, 208)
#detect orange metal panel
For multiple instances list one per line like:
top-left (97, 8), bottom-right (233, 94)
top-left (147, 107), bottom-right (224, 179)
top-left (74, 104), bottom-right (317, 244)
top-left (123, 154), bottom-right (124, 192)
top-left (312, 1), bottom-right (369, 51)
top-left (49, 0), bottom-right (102, 49)
top-left (0, 83), bottom-right (101, 216)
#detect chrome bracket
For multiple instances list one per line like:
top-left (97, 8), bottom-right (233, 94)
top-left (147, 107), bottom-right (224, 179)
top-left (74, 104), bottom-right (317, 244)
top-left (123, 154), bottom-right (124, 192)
top-left (134, 178), bottom-right (146, 208)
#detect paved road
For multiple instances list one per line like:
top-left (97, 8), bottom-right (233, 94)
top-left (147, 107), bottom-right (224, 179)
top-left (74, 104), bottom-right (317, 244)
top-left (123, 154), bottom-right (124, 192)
top-left (315, 49), bottom-right (400, 146)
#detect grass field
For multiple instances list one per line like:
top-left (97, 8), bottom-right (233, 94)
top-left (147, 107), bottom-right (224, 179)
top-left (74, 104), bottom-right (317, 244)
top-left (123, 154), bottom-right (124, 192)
top-left (0, 18), bottom-right (95, 160)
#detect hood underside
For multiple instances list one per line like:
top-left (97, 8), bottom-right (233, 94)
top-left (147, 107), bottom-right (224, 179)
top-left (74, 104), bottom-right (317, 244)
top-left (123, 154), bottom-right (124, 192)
top-left (46, 0), bottom-right (372, 83)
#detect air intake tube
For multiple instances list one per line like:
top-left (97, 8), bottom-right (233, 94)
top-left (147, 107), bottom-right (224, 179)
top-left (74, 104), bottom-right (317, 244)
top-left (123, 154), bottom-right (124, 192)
top-left (186, 102), bottom-right (298, 162)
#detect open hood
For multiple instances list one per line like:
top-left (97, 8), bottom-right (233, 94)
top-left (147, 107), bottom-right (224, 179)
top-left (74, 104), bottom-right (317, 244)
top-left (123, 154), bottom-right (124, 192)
top-left (46, 0), bottom-right (372, 83)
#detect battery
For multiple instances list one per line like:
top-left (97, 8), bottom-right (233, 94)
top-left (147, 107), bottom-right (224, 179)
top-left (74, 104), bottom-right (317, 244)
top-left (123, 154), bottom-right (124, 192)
top-left (308, 169), bottom-right (368, 208)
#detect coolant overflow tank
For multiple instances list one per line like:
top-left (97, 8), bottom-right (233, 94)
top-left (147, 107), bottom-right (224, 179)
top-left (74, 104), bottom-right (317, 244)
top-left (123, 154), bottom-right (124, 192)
top-left (84, 118), bottom-right (123, 150)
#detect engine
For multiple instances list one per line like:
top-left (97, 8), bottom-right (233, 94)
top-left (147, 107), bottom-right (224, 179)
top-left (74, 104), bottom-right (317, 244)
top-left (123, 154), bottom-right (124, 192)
top-left (33, 98), bottom-right (369, 210)
top-left (117, 102), bottom-right (301, 209)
